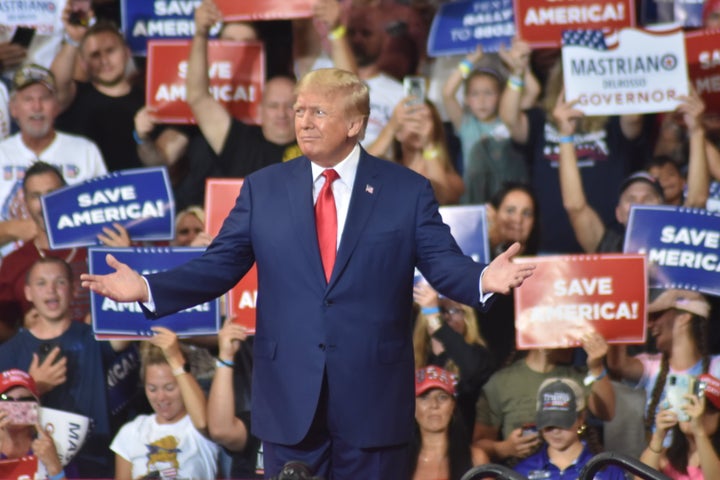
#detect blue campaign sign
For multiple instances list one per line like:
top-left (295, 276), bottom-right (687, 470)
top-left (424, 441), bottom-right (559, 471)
top-left (624, 205), bottom-right (720, 296)
top-left (121, 0), bottom-right (214, 55)
top-left (89, 247), bottom-right (220, 338)
top-left (439, 204), bottom-right (491, 264)
top-left (42, 167), bottom-right (175, 249)
top-left (641, 0), bottom-right (703, 27)
top-left (427, 0), bottom-right (515, 57)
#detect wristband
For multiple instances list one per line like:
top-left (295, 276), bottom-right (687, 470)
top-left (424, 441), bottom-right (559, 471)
top-left (421, 306), bottom-right (440, 316)
top-left (558, 135), bottom-right (574, 144)
top-left (172, 363), bottom-right (190, 377)
top-left (48, 470), bottom-right (66, 480)
top-left (506, 75), bottom-right (524, 91)
top-left (422, 147), bottom-right (439, 160)
top-left (328, 24), bottom-right (346, 40)
top-left (647, 444), bottom-right (663, 454)
top-left (62, 32), bottom-right (79, 48)
top-left (133, 130), bottom-right (145, 145)
top-left (458, 59), bottom-right (473, 79)
top-left (216, 357), bottom-right (235, 368)
top-left (583, 368), bottom-right (607, 386)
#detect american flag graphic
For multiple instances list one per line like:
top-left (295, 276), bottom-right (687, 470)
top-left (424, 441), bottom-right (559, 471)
top-left (562, 30), bottom-right (607, 50)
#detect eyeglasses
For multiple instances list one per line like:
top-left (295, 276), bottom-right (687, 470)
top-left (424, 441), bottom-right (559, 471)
top-left (0, 394), bottom-right (36, 402)
top-left (441, 307), bottom-right (464, 316)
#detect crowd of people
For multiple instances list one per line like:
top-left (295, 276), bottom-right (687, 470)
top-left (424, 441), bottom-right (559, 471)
top-left (0, 0), bottom-right (718, 478)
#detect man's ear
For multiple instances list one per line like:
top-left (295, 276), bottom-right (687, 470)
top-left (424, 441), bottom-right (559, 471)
top-left (24, 284), bottom-right (32, 303)
top-left (346, 116), bottom-right (365, 138)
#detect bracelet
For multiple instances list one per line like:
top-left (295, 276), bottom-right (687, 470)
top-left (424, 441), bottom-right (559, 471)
top-left (647, 444), bottom-right (663, 454)
top-left (458, 59), bottom-right (473, 79)
top-left (132, 130), bottom-right (145, 145)
top-left (583, 367), bottom-right (607, 386)
top-left (171, 365), bottom-right (188, 377)
top-left (328, 24), bottom-right (346, 40)
top-left (422, 147), bottom-right (439, 160)
top-left (427, 315), bottom-right (442, 331)
top-left (216, 357), bottom-right (235, 368)
top-left (48, 470), bottom-right (66, 480)
top-left (506, 75), bottom-right (524, 91)
top-left (422, 306), bottom-right (440, 315)
top-left (62, 32), bottom-right (79, 48)
top-left (558, 135), bottom-right (574, 144)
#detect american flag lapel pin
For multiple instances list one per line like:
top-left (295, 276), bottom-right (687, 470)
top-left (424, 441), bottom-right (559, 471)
top-left (365, 184), bottom-right (374, 194)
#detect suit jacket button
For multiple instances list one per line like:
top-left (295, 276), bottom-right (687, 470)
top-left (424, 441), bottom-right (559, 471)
top-left (318, 344), bottom-right (326, 351)
top-left (324, 300), bottom-right (333, 306)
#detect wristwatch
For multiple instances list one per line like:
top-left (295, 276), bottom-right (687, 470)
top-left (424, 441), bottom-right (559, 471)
top-left (171, 362), bottom-right (191, 377)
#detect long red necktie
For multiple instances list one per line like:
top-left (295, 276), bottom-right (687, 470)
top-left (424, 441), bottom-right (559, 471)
top-left (316, 169), bottom-right (339, 283)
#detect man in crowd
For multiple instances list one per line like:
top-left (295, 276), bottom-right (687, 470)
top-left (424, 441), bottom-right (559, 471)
top-left (82, 68), bottom-right (535, 479)
top-left (0, 64), bottom-right (106, 256)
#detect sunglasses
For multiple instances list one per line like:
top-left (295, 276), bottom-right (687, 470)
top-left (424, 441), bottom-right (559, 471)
top-left (0, 394), bottom-right (36, 402)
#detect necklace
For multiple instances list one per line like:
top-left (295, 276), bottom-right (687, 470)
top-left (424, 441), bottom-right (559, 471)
top-left (33, 239), bottom-right (78, 263)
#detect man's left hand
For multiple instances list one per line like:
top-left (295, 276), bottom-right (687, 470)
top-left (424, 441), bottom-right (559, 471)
top-left (482, 242), bottom-right (535, 295)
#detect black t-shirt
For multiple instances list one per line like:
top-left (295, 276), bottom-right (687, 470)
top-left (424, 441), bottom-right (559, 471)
top-left (56, 81), bottom-right (145, 171)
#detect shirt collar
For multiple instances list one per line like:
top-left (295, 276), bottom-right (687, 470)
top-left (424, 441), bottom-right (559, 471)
top-left (310, 144), bottom-right (361, 189)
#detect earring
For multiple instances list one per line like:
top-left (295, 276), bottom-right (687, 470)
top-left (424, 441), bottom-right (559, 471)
top-left (577, 424), bottom-right (587, 436)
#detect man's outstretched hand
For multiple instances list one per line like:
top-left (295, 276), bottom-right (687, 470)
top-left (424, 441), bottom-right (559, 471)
top-left (80, 254), bottom-right (149, 302)
top-left (482, 242), bottom-right (535, 295)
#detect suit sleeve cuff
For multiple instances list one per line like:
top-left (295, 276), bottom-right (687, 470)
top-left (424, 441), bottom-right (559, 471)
top-left (478, 267), bottom-right (494, 305)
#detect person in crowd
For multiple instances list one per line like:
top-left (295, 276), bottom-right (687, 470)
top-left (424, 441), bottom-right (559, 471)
top-left (111, 326), bottom-right (219, 480)
top-left (645, 155), bottom-right (689, 207)
top-left (171, 206), bottom-right (212, 248)
top-left (81, 67), bottom-right (536, 479)
top-left (441, 44), bottom-right (531, 203)
top-left (411, 366), bottom-right (478, 480)
top-left (51, 10), bottom-right (144, 172)
top-left (500, 46), bottom-right (650, 253)
top-left (0, 64), bottom-right (106, 254)
top-left (476, 181), bottom-right (540, 367)
top-left (473, 335), bottom-right (615, 465)
top-left (346, 3), bottom-right (404, 146)
top-left (607, 290), bottom-right (719, 434)
top-left (0, 162), bottom-right (129, 337)
top-left (640, 373), bottom-right (720, 479)
top-left (413, 282), bottom-right (493, 428)
top-left (134, 0), bottom-right (299, 208)
top-left (0, 368), bottom-right (65, 480)
top-left (0, 257), bottom-right (128, 477)
top-left (514, 378), bottom-right (626, 479)
top-left (208, 318), bottom-right (262, 478)
top-left (368, 98), bottom-right (465, 204)
top-left (556, 88), bottom-right (710, 253)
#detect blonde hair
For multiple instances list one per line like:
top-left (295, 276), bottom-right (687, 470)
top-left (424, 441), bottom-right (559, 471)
top-left (296, 68), bottom-right (369, 122)
top-left (413, 304), bottom-right (487, 374)
top-left (175, 205), bottom-right (205, 230)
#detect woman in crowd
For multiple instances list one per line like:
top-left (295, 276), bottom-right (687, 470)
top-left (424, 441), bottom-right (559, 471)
top-left (413, 282), bottom-right (494, 427)
top-left (172, 206), bottom-right (212, 248)
top-left (411, 365), bottom-right (480, 480)
top-left (368, 97), bottom-right (465, 205)
top-left (640, 373), bottom-right (720, 479)
top-left (514, 378), bottom-right (625, 479)
top-left (110, 326), bottom-right (219, 480)
top-left (0, 369), bottom-right (64, 480)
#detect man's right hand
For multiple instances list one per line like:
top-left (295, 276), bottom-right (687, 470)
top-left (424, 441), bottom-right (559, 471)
top-left (194, 0), bottom-right (222, 37)
top-left (28, 349), bottom-right (67, 395)
top-left (501, 427), bottom-right (541, 459)
top-left (80, 254), bottom-right (149, 302)
top-left (0, 42), bottom-right (27, 72)
top-left (2, 218), bottom-right (38, 243)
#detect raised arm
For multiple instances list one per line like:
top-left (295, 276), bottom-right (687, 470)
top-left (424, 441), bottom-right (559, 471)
top-left (187, 0), bottom-right (231, 155)
top-left (581, 332), bottom-right (615, 421)
top-left (679, 90), bottom-right (710, 208)
top-left (208, 319), bottom-right (251, 450)
top-left (442, 46), bottom-right (484, 131)
top-left (134, 106), bottom-right (190, 167)
top-left (0, 219), bottom-right (37, 247)
top-left (606, 344), bottom-right (644, 383)
top-left (150, 326), bottom-right (210, 435)
top-left (314, 0), bottom-right (357, 73)
top-left (554, 91), bottom-right (606, 252)
top-left (49, 2), bottom-right (91, 111)
top-left (498, 38), bottom-right (532, 143)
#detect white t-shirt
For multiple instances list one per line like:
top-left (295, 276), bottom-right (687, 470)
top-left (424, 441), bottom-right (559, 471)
top-left (0, 82), bottom-right (9, 140)
top-left (362, 73), bottom-right (404, 147)
top-left (110, 414), bottom-right (219, 480)
top-left (0, 131), bottom-right (107, 256)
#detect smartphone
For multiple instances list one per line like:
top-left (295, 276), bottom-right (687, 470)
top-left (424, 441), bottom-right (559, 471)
top-left (37, 342), bottom-right (63, 365)
top-left (665, 373), bottom-right (704, 422)
top-left (403, 75), bottom-right (426, 106)
top-left (10, 27), bottom-right (35, 48)
top-left (0, 401), bottom-right (39, 425)
top-left (521, 423), bottom-right (538, 436)
top-left (69, 0), bottom-right (91, 26)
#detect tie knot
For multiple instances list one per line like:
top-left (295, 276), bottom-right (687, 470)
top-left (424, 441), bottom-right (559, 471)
top-left (322, 169), bottom-right (339, 183)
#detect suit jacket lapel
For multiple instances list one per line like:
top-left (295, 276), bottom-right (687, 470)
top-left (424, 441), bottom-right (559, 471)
top-left (285, 157), bottom-right (327, 286)
top-left (329, 150), bottom-right (380, 288)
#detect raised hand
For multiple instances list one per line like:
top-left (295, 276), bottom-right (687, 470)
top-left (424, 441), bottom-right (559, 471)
top-left (552, 89), bottom-right (584, 136)
top-left (195, 0), bottom-right (222, 37)
top-left (97, 222), bottom-right (131, 247)
top-left (80, 254), bottom-right (149, 302)
top-left (32, 424), bottom-right (63, 476)
top-left (218, 318), bottom-right (248, 362)
top-left (482, 242), bottom-right (535, 295)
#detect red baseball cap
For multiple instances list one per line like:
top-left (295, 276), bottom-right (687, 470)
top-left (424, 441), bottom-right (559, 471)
top-left (415, 366), bottom-right (457, 397)
top-left (0, 369), bottom-right (39, 398)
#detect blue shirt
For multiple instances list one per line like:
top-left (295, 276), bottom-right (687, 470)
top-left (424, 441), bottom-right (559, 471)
top-left (514, 442), bottom-right (627, 480)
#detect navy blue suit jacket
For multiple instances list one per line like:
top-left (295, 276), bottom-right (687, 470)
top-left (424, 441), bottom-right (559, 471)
top-left (146, 149), bottom-right (486, 447)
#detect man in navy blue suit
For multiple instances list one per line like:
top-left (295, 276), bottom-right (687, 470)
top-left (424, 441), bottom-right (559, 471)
top-left (82, 68), bottom-right (534, 479)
